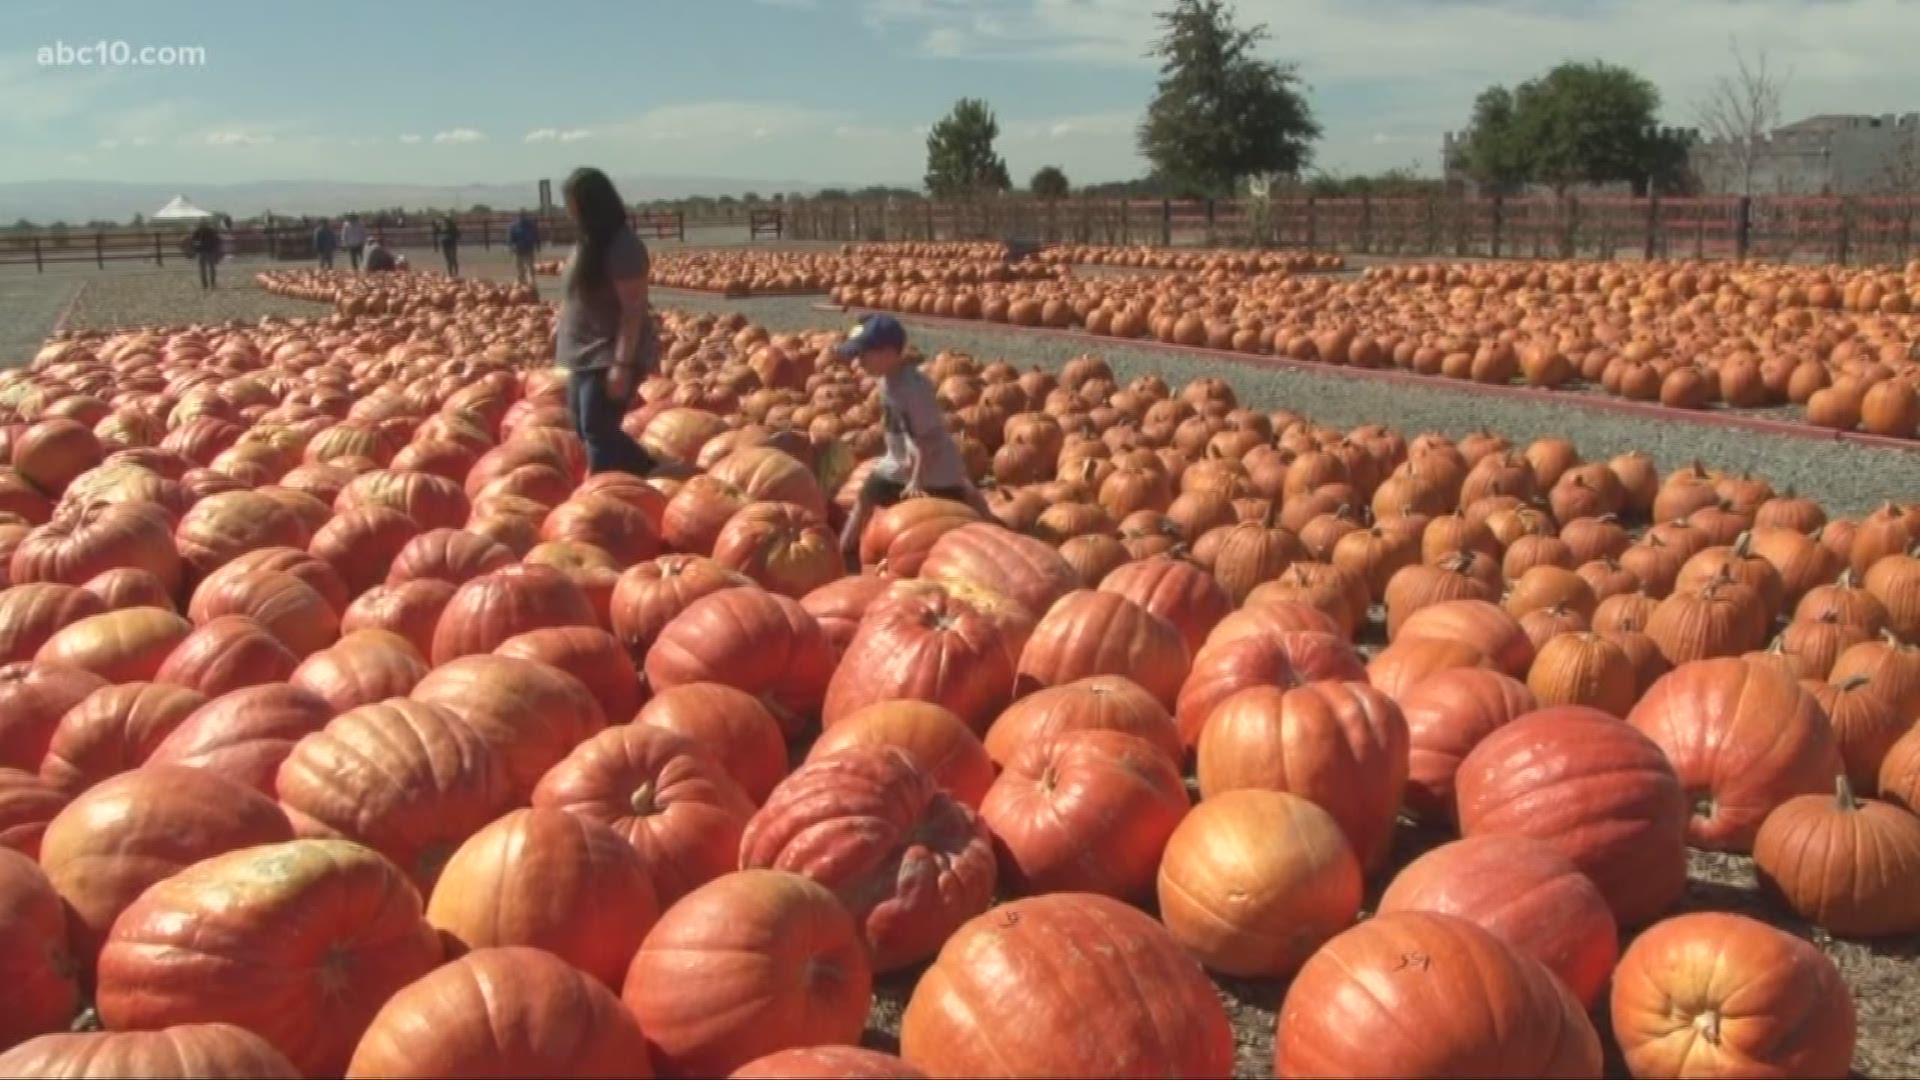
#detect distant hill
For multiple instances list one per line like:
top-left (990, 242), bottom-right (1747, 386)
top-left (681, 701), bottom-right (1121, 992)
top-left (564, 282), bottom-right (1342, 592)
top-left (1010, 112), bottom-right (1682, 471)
top-left (0, 175), bottom-right (849, 225)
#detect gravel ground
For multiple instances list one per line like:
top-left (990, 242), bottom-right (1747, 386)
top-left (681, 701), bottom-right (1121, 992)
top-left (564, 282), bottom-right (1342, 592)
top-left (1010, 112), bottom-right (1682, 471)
top-left (11, 267), bottom-right (1918, 1077)
top-left (671, 292), bottom-right (1920, 519)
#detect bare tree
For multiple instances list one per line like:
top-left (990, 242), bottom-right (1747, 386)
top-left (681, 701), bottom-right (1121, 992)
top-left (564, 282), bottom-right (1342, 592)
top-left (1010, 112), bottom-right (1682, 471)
top-left (1694, 38), bottom-right (1790, 195)
top-left (1877, 122), bottom-right (1920, 194)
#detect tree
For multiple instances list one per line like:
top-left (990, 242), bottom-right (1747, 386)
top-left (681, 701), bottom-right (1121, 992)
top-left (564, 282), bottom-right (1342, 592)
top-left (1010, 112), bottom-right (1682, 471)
top-left (1874, 123), bottom-right (1920, 194)
top-left (1137, 0), bottom-right (1319, 197)
top-left (1030, 166), bottom-right (1071, 199)
top-left (924, 98), bottom-right (1012, 197)
top-left (1458, 61), bottom-right (1677, 195)
top-left (1694, 38), bottom-right (1789, 195)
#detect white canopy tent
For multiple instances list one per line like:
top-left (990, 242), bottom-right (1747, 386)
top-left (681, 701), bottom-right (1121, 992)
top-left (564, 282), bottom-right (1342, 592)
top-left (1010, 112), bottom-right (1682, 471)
top-left (152, 195), bottom-right (215, 221)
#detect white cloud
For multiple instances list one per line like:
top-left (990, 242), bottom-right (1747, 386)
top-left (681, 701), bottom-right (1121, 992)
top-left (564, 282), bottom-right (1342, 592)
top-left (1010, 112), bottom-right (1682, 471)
top-left (558, 129), bottom-right (593, 142)
top-left (97, 138), bottom-right (119, 150)
top-left (433, 128), bottom-right (485, 144)
top-left (524, 128), bottom-right (559, 143)
top-left (204, 130), bottom-right (274, 147)
top-left (399, 133), bottom-right (423, 144)
top-left (129, 135), bottom-right (152, 148)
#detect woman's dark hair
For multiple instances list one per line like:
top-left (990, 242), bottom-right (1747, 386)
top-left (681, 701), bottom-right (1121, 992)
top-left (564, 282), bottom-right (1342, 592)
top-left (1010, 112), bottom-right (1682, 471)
top-left (563, 166), bottom-right (628, 298)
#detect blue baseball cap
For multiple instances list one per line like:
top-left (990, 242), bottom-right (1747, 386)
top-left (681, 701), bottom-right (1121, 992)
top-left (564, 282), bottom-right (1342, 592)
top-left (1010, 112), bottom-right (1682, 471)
top-left (834, 314), bottom-right (907, 359)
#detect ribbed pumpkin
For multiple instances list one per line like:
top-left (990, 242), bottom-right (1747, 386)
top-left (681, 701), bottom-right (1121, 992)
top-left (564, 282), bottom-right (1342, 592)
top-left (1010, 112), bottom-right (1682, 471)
top-left (983, 674), bottom-right (1182, 768)
top-left (1195, 680), bottom-right (1408, 871)
top-left (0, 1025), bottom-right (300, 1078)
top-left (408, 654), bottom-right (607, 801)
top-left (1384, 551), bottom-right (1501, 637)
top-left (809, 701), bottom-right (993, 811)
top-left (428, 563), bottom-right (598, 667)
top-left (1526, 631), bottom-right (1637, 717)
top-left (823, 579), bottom-right (1034, 734)
top-left (1014, 590), bottom-right (1189, 709)
top-left (644, 587), bottom-right (835, 737)
top-left (1207, 506), bottom-right (1303, 605)
top-left (1753, 776), bottom-right (1920, 937)
top-left (144, 682), bottom-right (335, 796)
top-left (1398, 667), bottom-right (1537, 823)
top-left (0, 847), bottom-right (80, 1050)
top-left (637, 682), bottom-right (788, 805)
top-left (858, 496), bottom-right (980, 576)
top-left (1645, 575), bottom-right (1768, 665)
top-left (1177, 630), bottom-right (1366, 752)
top-left (1393, 597), bottom-right (1534, 677)
top-left (1627, 658), bottom-right (1841, 852)
top-left (919, 523), bottom-right (1079, 619)
top-left (1097, 551), bottom-right (1232, 658)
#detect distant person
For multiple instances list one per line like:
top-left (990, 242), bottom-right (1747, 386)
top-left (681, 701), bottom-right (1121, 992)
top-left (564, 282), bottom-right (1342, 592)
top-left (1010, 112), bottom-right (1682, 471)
top-left (507, 211), bottom-right (540, 288)
top-left (341, 213), bottom-right (367, 270)
top-left (189, 219), bottom-right (223, 289)
top-left (557, 166), bottom-right (656, 477)
top-left (363, 238), bottom-right (398, 272)
top-left (313, 218), bottom-right (337, 269)
top-left (439, 214), bottom-right (461, 277)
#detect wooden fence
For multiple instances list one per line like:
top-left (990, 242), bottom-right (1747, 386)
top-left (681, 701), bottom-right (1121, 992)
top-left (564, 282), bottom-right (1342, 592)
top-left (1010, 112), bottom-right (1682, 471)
top-left (780, 194), bottom-right (1920, 267)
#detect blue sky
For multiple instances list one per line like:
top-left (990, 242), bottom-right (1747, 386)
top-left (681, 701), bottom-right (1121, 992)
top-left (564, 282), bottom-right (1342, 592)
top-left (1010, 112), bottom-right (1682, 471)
top-left (4, 0), bottom-right (1916, 188)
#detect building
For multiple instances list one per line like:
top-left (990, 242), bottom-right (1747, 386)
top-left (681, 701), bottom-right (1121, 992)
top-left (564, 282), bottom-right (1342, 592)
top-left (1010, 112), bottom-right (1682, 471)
top-left (1690, 113), bottom-right (1919, 195)
top-left (1442, 113), bottom-right (1920, 196)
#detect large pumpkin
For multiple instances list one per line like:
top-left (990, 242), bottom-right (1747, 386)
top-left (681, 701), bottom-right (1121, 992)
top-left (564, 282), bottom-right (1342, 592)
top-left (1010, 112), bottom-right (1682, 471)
top-left (0, 767), bottom-right (67, 858)
top-left (799, 573), bottom-right (892, 658)
top-left (289, 630), bottom-right (429, 714)
top-left (1175, 630), bottom-right (1367, 752)
top-left (822, 579), bottom-right (1033, 733)
top-left (187, 567), bottom-right (339, 661)
top-left (637, 683), bottom-right (788, 806)
top-left (981, 729), bottom-right (1187, 901)
top-left (1610, 912), bottom-right (1855, 1079)
top-left (731, 1046), bottom-right (926, 1079)
top-left (1626, 657), bottom-right (1841, 852)
top-left (307, 506), bottom-right (422, 598)
top-left (609, 555), bottom-right (750, 662)
top-left (1753, 776), bottom-right (1920, 937)
top-left (95, 838), bottom-right (442, 1078)
top-left (1398, 667), bottom-right (1536, 823)
top-left (172, 490), bottom-right (310, 586)
top-left (739, 746), bottom-right (996, 971)
top-left (1378, 835), bottom-right (1618, 1009)
top-left (900, 892), bottom-right (1234, 1078)
top-left (385, 528), bottom-right (516, 587)
top-left (707, 446), bottom-right (830, 522)
top-left (1456, 706), bottom-right (1688, 926)
top-left (426, 809), bottom-right (658, 990)
top-left (340, 579), bottom-right (458, 659)
top-left (494, 625), bottom-right (640, 727)
top-left (1013, 589), bottom-right (1189, 709)
top-left (532, 722), bottom-right (756, 907)
top-left (1097, 551), bottom-right (1232, 657)
top-left (152, 615), bottom-right (300, 697)
top-left (428, 562), bottom-right (598, 666)
top-left (0, 848), bottom-right (79, 1050)
top-left (919, 522), bottom-right (1080, 620)
top-left (0, 582), bottom-right (106, 663)
top-left (145, 683), bottom-right (336, 796)
top-left (983, 674), bottom-right (1182, 768)
top-left (39, 764), bottom-right (293, 967)
top-left (9, 501), bottom-right (182, 595)
top-left (0, 1025), bottom-right (300, 1079)
top-left (859, 496), bottom-right (980, 576)
top-left (644, 586), bottom-right (835, 736)
top-left (35, 606), bottom-right (192, 683)
top-left (0, 662), bottom-right (108, 773)
top-left (1394, 598), bottom-right (1536, 677)
top-left (541, 492), bottom-right (662, 566)
top-left (1156, 788), bottom-right (1361, 978)
top-left (276, 697), bottom-right (513, 892)
top-left (1275, 911), bottom-right (1601, 1078)
top-left (1195, 680), bottom-right (1409, 871)
top-left (711, 501), bottom-right (840, 600)
top-left (622, 869), bottom-right (872, 1078)
top-left (808, 701), bottom-right (994, 811)
top-left (408, 654), bottom-right (607, 801)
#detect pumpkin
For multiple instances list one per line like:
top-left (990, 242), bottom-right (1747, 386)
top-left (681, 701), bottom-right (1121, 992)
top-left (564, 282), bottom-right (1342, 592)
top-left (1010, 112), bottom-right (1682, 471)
top-left (172, 490), bottom-right (310, 586)
top-left (609, 555), bottom-right (751, 662)
top-left (981, 729), bottom-right (1187, 901)
top-left (152, 615), bottom-right (300, 697)
top-left (494, 625), bottom-right (639, 727)
top-left (541, 493), bottom-right (663, 566)
top-left (1753, 775), bottom-right (1920, 937)
top-left (340, 579), bottom-right (458, 659)
top-left (645, 586), bottom-right (835, 737)
top-left (307, 506), bottom-right (422, 598)
top-left (1013, 589), bottom-right (1189, 709)
top-left (0, 1025), bottom-right (300, 1079)
top-left (35, 606), bottom-right (192, 683)
top-left (1384, 551), bottom-right (1500, 638)
top-left (731, 1046), bottom-right (926, 1079)
top-left (1645, 575), bottom-right (1768, 665)
top-left (1882, 723), bottom-right (1920, 814)
top-left (1393, 598), bottom-right (1535, 678)
top-left (0, 768), bottom-right (68, 858)
top-left (428, 563), bottom-right (598, 666)
top-left (1456, 706), bottom-right (1688, 926)
top-left (1610, 912), bottom-right (1855, 1079)
top-left (145, 683), bottom-right (336, 796)
top-left (409, 654), bottom-right (608, 800)
top-left (1626, 657), bottom-right (1841, 852)
top-left (9, 501), bottom-right (182, 595)
top-left (385, 528), bottom-right (517, 587)
top-left (711, 501), bottom-right (840, 599)
top-left (0, 848), bottom-right (79, 1049)
top-left (1097, 551), bottom-right (1232, 658)
top-left (1156, 789), bottom-right (1360, 978)
top-left (900, 892), bottom-right (1234, 1078)
top-left (983, 674), bottom-right (1182, 768)
top-left (1207, 598), bottom-right (1344, 649)
top-left (1809, 675), bottom-right (1906, 794)
top-left (1175, 630), bottom-right (1367, 751)
top-left (1399, 667), bottom-right (1537, 823)
top-left (39, 764), bottom-right (292, 967)
top-left (1378, 835), bottom-right (1617, 1009)
top-left (288, 630), bottom-right (429, 714)
top-left (799, 573), bottom-right (892, 658)
top-left (1831, 630), bottom-right (1920, 720)
top-left (1364, 636), bottom-right (1490, 701)
top-left (622, 870), bottom-right (872, 1078)
top-left (531, 722), bottom-right (755, 907)
top-left (276, 697), bottom-right (513, 891)
top-left (1195, 680), bottom-right (1409, 871)
top-left (0, 662), bottom-right (108, 774)
top-left (188, 567), bottom-right (338, 660)
top-left (637, 682), bottom-right (787, 805)
top-left (858, 496), bottom-right (979, 576)
top-left (95, 838), bottom-right (442, 1078)
top-left (822, 579), bottom-right (1034, 734)
top-left (808, 701), bottom-right (993, 810)
top-left (0, 583), bottom-right (107, 663)
top-left (739, 746), bottom-right (995, 971)
top-left (1275, 911), bottom-right (1601, 1078)
top-left (919, 522), bottom-right (1079, 620)
top-left (1526, 630), bottom-right (1637, 716)
top-left (426, 809), bottom-right (658, 989)
top-left (1206, 507), bottom-right (1304, 604)
top-left (346, 947), bottom-right (653, 1079)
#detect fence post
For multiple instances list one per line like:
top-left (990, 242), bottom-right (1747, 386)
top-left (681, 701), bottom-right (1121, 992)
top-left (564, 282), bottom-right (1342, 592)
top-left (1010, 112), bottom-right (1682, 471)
top-left (154, 232), bottom-right (163, 267)
top-left (1836, 198), bottom-right (1853, 266)
top-left (34, 237), bottom-right (42, 273)
top-left (1734, 196), bottom-right (1752, 261)
top-left (1359, 194), bottom-right (1374, 255)
top-left (1489, 194), bottom-right (1504, 259)
top-left (1159, 199), bottom-right (1172, 247)
top-left (482, 218), bottom-right (491, 250)
top-left (1644, 195), bottom-right (1659, 261)
top-left (1305, 197), bottom-right (1318, 251)
top-left (924, 202), bottom-right (935, 241)
top-left (1425, 194), bottom-right (1439, 255)
top-left (1204, 199), bottom-right (1217, 246)
top-left (94, 231), bottom-right (104, 269)
top-left (1562, 195), bottom-right (1579, 259)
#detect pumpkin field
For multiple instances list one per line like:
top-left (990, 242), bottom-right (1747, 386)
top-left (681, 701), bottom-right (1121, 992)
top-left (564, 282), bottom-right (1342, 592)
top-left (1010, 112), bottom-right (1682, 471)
top-left (1, 245), bottom-right (1918, 1079)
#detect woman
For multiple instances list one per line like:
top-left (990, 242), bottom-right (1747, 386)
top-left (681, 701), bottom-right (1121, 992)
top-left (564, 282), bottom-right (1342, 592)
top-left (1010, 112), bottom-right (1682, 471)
top-left (556, 167), bottom-right (656, 477)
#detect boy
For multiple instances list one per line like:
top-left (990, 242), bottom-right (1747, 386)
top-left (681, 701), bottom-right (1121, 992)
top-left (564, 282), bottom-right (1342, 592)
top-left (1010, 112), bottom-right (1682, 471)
top-left (835, 314), bottom-right (992, 571)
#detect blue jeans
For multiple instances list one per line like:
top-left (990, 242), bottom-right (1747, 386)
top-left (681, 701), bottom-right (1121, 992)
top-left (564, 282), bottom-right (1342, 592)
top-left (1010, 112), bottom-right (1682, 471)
top-left (567, 367), bottom-right (653, 477)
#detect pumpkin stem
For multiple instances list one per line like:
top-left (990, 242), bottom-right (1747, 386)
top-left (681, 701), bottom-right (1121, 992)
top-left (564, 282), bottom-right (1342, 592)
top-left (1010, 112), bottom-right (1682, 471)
top-left (1839, 674), bottom-right (1872, 693)
top-left (630, 781), bottom-right (659, 816)
top-left (1261, 502), bottom-right (1278, 529)
top-left (1732, 530), bottom-right (1753, 557)
top-left (1835, 774), bottom-right (1859, 812)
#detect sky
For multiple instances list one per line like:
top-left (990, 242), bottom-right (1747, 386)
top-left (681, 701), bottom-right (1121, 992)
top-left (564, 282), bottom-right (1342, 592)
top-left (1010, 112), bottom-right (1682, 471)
top-left (3, 0), bottom-right (1917, 190)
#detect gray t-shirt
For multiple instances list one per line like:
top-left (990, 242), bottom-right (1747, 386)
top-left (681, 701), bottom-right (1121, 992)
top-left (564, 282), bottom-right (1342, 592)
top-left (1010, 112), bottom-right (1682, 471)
top-left (875, 366), bottom-right (967, 488)
top-left (556, 227), bottom-right (650, 372)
